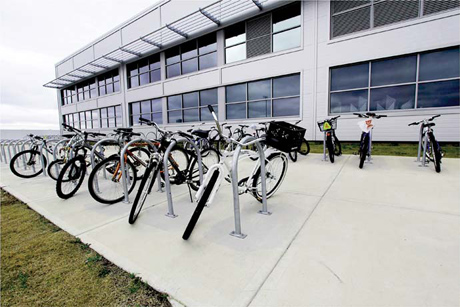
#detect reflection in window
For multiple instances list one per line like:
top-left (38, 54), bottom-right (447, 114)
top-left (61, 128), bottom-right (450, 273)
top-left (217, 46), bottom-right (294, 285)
top-left (225, 22), bottom-right (246, 63)
top-left (130, 98), bottom-right (162, 126)
top-left (225, 73), bottom-right (300, 119)
top-left (166, 89), bottom-right (218, 123)
top-left (63, 106), bottom-right (121, 129)
top-left (330, 46), bottom-right (460, 113)
top-left (272, 2), bottom-right (301, 52)
top-left (127, 54), bottom-right (161, 89)
top-left (165, 33), bottom-right (217, 79)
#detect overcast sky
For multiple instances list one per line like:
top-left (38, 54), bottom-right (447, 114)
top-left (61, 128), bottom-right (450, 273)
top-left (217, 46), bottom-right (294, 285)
top-left (0, 0), bottom-right (158, 130)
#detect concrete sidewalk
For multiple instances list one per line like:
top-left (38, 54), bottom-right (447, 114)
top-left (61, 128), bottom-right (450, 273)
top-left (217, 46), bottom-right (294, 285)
top-left (1, 154), bottom-right (459, 307)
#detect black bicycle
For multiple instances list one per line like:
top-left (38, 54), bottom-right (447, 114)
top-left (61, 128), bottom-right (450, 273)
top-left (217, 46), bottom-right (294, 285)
top-left (409, 115), bottom-right (443, 173)
top-left (354, 112), bottom-right (387, 169)
top-left (317, 116), bottom-right (341, 163)
top-left (287, 121), bottom-right (310, 162)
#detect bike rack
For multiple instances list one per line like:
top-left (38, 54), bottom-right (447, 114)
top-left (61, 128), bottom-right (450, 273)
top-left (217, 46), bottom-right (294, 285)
top-left (419, 127), bottom-right (430, 168)
top-left (321, 132), bottom-right (328, 162)
top-left (0, 140), bottom-right (10, 164)
top-left (51, 138), bottom-right (71, 175)
top-left (90, 138), bottom-right (119, 194)
top-left (120, 138), bottom-right (159, 204)
top-left (162, 137), bottom-right (204, 218)
top-left (367, 130), bottom-right (373, 163)
top-left (230, 135), bottom-right (268, 239)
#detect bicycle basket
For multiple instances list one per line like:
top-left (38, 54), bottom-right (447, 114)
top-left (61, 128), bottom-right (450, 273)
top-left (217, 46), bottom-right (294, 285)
top-left (265, 121), bottom-right (306, 153)
top-left (317, 119), bottom-right (337, 132)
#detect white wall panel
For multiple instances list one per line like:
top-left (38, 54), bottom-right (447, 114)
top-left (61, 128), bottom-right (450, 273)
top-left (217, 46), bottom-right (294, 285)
top-left (126, 83), bottom-right (163, 102)
top-left (164, 69), bottom-right (220, 95)
top-left (94, 32), bottom-right (122, 58)
top-left (61, 104), bottom-right (77, 114)
top-left (97, 93), bottom-right (124, 108)
top-left (76, 100), bottom-right (98, 111)
top-left (122, 9), bottom-right (161, 45)
top-left (56, 59), bottom-right (74, 77)
top-left (73, 47), bottom-right (94, 68)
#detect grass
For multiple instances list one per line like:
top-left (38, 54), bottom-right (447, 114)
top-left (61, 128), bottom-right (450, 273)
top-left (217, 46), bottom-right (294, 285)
top-left (307, 141), bottom-right (460, 158)
top-left (0, 190), bottom-right (171, 307)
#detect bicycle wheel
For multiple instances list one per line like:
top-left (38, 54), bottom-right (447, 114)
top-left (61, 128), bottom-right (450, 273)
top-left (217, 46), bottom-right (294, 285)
top-left (428, 132), bottom-right (441, 173)
top-left (251, 152), bottom-right (288, 202)
top-left (161, 146), bottom-right (190, 184)
top-left (47, 159), bottom-right (65, 181)
top-left (359, 134), bottom-right (369, 169)
top-left (326, 135), bottom-right (335, 163)
top-left (56, 155), bottom-right (86, 199)
top-left (182, 169), bottom-right (220, 240)
top-left (298, 138), bottom-right (310, 156)
top-left (288, 150), bottom-right (298, 162)
top-left (188, 148), bottom-right (220, 191)
top-left (333, 135), bottom-right (342, 156)
top-left (129, 147), bottom-right (150, 180)
top-left (129, 160), bottom-right (160, 224)
top-left (88, 156), bottom-right (137, 204)
top-left (10, 150), bottom-right (47, 179)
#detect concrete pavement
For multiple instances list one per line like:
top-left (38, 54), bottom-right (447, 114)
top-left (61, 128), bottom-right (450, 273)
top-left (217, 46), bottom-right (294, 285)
top-left (1, 154), bottom-right (459, 307)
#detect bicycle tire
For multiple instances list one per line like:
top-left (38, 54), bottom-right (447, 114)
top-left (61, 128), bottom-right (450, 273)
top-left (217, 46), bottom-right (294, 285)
top-left (47, 159), bottom-right (65, 181)
top-left (251, 152), bottom-right (288, 202)
top-left (288, 150), bottom-right (298, 162)
top-left (160, 146), bottom-right (190, 185)
top-left (428, 132), bottom-right (441, 173)
top-left (10, 150), bottom-right (47, 178)
top-left (298, 138), bottom-right (310, 156)
top-left (129, 160), bottom-right (160, 224)
top-left (359, 134), bottom-right (369, 169)
top-left (326, 135), bottom-right (335, 163)
top-left (333, 135), bottom-right (342, 156)
top-left (188, 148), bottom-right (220, 191)
top-left (56, 155), bottom-right (86, 199)
top-left (182, 169), bottom-right (220, 240)
top-left (88, 156), bottom-right (137, 204)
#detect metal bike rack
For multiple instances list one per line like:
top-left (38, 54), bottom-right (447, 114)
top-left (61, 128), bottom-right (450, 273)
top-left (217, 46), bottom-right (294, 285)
top-left (418, 127), bottom-right (430, 168)
top-left (0, 140), bottom-right (10, 164)
top-left (162, 137), bottom-right (203, 218)
top-left (230, 135), bottom-right (268, 239)
top-left (90, 138), bottom-right (119, 194)
top-left (321, 132), bottom-right (328, 162)
top-left (51, 138), bottom-right (71, 175)
top-left (367, 130), bottom-right (373, 163)
top-left (120, 138), bottom-right (159, 204)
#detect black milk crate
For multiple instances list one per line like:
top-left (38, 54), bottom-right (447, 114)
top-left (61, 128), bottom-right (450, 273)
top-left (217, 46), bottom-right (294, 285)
top-left (317, 119), bottom-right (337, 132)
top-left (266, 121), bottom-right (306, 153)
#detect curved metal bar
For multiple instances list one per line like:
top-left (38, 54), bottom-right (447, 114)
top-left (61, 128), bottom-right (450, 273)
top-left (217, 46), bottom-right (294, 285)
top-left (163, 137), bottom-right (203, 218)
top-left (90, 138), bottom-right (119, 194)
top-left (51, 138), bottom-right (71, 177)
top-left (230, 135), bottom-right (268, 239)
top-left (120, 138), bottom-right (158, 204)
top-left (7, 140), bottom-right (15, 163)
top-left (38, 141), bottom-right (47, 177)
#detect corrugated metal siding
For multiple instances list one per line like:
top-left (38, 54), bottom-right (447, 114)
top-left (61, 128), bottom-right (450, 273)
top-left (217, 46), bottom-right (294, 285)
top-left (332, 0), bottom-right (370, 14)
top-left (332, 6), bottom-right (371, 37)
top-left (247, 14), bottom-right (272, 58)
top-left (374, 0), bottom-right (419, 27)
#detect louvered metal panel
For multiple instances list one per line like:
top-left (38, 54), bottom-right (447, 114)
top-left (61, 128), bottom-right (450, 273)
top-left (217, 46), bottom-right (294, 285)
top-left (247, 14), bottom-right (271, 40)
top-left (332, 6), bottom-right (370, 37)
top-left (374, 0), bottom-right (419, 27)
top-left (247, 35), bottom-right (272, 58)
top-left (424, 0), bottom-right (460, 15)
top-left (332, 0), bottom-right (370, 14)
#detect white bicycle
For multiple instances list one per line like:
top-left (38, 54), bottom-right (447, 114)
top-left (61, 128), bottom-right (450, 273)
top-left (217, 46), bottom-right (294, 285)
top-left (182, 106), bottom-right (289, 240)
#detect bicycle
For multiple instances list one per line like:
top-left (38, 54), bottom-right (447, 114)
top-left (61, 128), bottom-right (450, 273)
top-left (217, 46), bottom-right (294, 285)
top-left (87, 128), bottom-right (152, 204)
top-left (354, 112), bottom-right (387, 169)
top-left (182, 106), bottom-right (290, 240)
top-left (288, 120), bottom-right (310, 162)
top-left (408, 114), bottom-right (443, 173)
top-left (317, 116), bottom-right (341, 163)
top-left (9, 134), bottom-right (55, 178)
top-left (55, 124), bottom-right (106, 199)
top-left (128, 117), bottom-right (220, 224)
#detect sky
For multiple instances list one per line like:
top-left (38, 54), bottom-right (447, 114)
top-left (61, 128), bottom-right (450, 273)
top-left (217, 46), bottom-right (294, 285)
top-left (0, 0), bottom-right (159, 130)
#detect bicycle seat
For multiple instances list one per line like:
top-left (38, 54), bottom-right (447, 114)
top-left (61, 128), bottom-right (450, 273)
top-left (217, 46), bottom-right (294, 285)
top-left (423, 123), bottom-right (436, 128)
top-left (191, 129), bottom-right (210, 138)
top-left (114, 128), bottom-right (133, 133)
top-left (225, 126), bottom-right (232, 130)
top-left (239, 124), bottom-right (249, 128)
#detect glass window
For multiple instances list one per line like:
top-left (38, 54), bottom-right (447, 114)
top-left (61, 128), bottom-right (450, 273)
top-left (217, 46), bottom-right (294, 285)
top-left (152, 112), bottom-right (162, 124)
top-left (150, 70), bottom-right (161, 83)
top-left (226, 44), bottom-right (246, 64)
top-left (183, 92), bottom-right (199, 108)
top-left (168, 110), bottom-right (182, 123)
top-left (330, 90), bottom-right (368, 113)
top-left (139, 73), bottom-right (149, 86)
top-left (226, 84), bottom-right (246, 103)
top-left (274, 74), bottom-right (300, 97)
top-left (166, 46), bottom-right (181, 65)
top-left (168, 95), bottom-right (182, 110)
top-left (248, 79), bottom-right (271, 100)
top-left (273, 97), bottom-right (300, 117)
top-left (184, 108), bottom-right (199, 122)
top-left (370, 85), bottom-right (416, 111)
top-left (181, 40), bottom-right (198, 60)
top-left (371, 55), bottom-right (417, 86)
top-left (331, 63), bottom-right (369, 91)
top-left (152, 99), bottom-right (162, 113)
top-left (182, 58), bottom-right (198, 75)
top-left (199, 52), bottom-right (217, 70)
top-left (131, 102), bottom-right (141, 116)
top-left (417, 80), bottom-right (460, 108)
top-left (273, 27), bottom-right (301, 52)
top-left (226, 103), bottom-right (246, 119)
top-left (141, 100), bottom-right (151, 113)
top-left (225, 22), bottom-right (246, 47)
top-left (199, 33), bottom-right (217, 54)
top-left (200, 89), bottom-right (218, 106)
top-left (201, 107), bottom-right (218, 121)
top-left (273, 2), bottom-right (301, 33)
top-left (167, 63), bottom-right (181, 78)
top-left (249, 100), bottom-right (271, 118)
top-left (419, 47), bottom-right (460, 81)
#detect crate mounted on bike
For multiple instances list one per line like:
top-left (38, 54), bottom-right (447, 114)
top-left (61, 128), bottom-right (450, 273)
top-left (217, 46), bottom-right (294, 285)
top-left (265, 121), bottom-right (306, 153)
top-left (317, 119), bottom-right (337, 132)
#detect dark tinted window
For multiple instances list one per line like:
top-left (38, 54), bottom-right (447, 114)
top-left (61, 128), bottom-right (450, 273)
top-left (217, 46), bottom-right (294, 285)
top-left (330, 90), bottom-right (368, 113)
top-left (273, 74), bottom-right (300, 97)
top-left (248, 79), bottom-right (271, 100)
top-left (273, 97), bottom-right (300, 116)
top-left (370, 85), bottom-right (416, 111)
top-left (226, 84), bottom-right (246, 103)
top-left (226, 103), bottom-right (246, 119)
top-left (371, 55), bottom-right (417, 86)
top-left (168, 95), bottom-right (182, 110)
top-left (331, 63), bottom-right (369, 91)
top-left (419, 47), bottom-right (460, 81)
top-left (417, 80), bottom-right (460, 108)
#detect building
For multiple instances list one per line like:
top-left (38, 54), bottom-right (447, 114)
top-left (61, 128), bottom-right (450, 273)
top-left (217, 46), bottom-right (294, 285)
top-left (44, 0), bottom-right (460, 142)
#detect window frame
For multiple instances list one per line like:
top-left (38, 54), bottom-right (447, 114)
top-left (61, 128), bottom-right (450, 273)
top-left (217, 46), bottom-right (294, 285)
top-left (62, 105), bottom-right (122, 129)
top-left (166, 89), bottom-right (219, 124)
top-left (129, 98), bottom-right (163, 126)
top-left (127, 53), bottom-right (161, 89)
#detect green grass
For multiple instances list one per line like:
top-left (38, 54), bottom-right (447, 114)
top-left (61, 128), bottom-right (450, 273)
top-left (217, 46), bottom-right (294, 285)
top-left (0, 190), bottom-right (171, 307)
top-left (308, 142), bottom-right (460, 158)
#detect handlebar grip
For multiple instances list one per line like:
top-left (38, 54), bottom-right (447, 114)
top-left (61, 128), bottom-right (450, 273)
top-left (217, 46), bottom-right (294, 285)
top-left (92, 132), bottom-right (106, 137)
top-left (139, 117), bottom-right (150, 123)
top-left (131, 132), bottom-right (141, 137)
top-left (353, 113), bottom-right (363, 117)
top-left (408, 122), bottom-right (417, 126)
top-left (430, 114), bottom-right (441, 121)
top-left (208, 105), bottom-right (215, 113)
top-left (377, 115), bottom-right (387, 118)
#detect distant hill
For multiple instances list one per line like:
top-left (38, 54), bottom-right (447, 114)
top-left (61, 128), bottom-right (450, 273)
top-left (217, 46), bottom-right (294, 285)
top-left (0, 129), bottom-right (61, 140)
